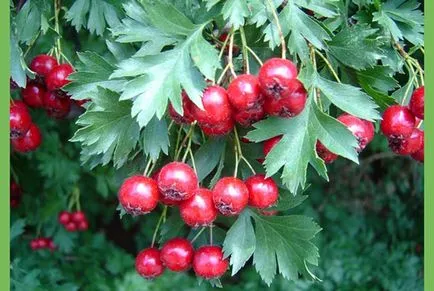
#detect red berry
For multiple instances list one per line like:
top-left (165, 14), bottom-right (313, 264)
top-left (263, 136), bottom-right (282, 157)
top-left (11, 123), bottom-right (42, 152)
top-left (10, 180), bottom-right (22, 208)
top-left (22, 82), bottom-right (45, 108)
top-left (213, 177), bottom-right (249, 216)
top-left (258, 58), bottom-right (298, 100)
top-left (135, 247), bottom-right (165, 279)
top-left (160, 238), bottom-right (194, 272)
top-left (157, 162), bottom-right (198, 202)
top-left (409, 86), bottom-right (424, 119)
top-left (259, 209), bottom-right (278, 216)
top-left (58, 211), bottom-right (72, 225)
top-left (245, 174), bottom-right (279, 209)
top-left (388, 128), bottom-right (423, 155)
top-left (180, 188), bottom-right (218, 227)
top-left (119, 175), bottom-right (159, 215)
top-left (10, 101), bottom-right (32, 139)
top-left (411, 131), bottom-right (424, 162)
top-left (45, 64), bottom-right (74, 91)
top-left (234, 105), bottom-right (265, 127)
top-left (30, 55), bottom-right (58, 77)
top-left (227, 74), bottom-right (263, 111)
top-left (77, 219), bottom-right (89, 231)
top-left (48, 239), bottom-right (57, 251)
top-left (169, 91), bottom-right (195, 124)
top-left (316, 141), bottom-right (338, 163)
top-left (337, 114), bottom-right (374, 152)
top-left (30, 239), bottom-right (39, 250)
top-left (38, 238), bottom-right (49, 249)
top-left (72, 211), bottom-right (86, 223)
top-left (65, 222), bottom-right (77, 232)
top-left (380, 105), bottom-right (415, 138)
top-left (43, 91), bottom-right (71, 119)
top-left (191, 86), bottom-right (232, 124)
top-left (200, 118), bottom-right (234, 136)
top-left (263, 79), bottom-right (307, 118)
top-left (193, 246), bottom-right (228, 279)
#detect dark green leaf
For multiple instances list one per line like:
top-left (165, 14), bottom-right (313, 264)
top-left (143, 117), bottom-right (170, 161)
top-left (190, 137), bottom-right (226, 182)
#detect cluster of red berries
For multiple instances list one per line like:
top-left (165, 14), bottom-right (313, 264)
top-left (10, 100), bottom-right (42, 152)
top-left (169, 58), bottom-right (307, 136)
top-left (380, 87), bottom-right (424, 162)
top-left (136, 238), bottom-right (229, 279)
top-left (58, 210), bottom-right (89, 232)
top-left (30, 237), bottom-right (56, 251)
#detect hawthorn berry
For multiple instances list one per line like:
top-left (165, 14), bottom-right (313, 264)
top-left (58, 211), bottom-right (72, 225)
top-left (72, 211), bottom-right (86, 223)
top-left (180, 188), bottom-right (218, 227)
top-left (234, 105), bottom-right (265, 127)
top-left (316, 141), bottom-right (338, 164)
top-left (380, 105), bottom-right (415, 138)
top-left (263, 136), bottom-right (282, 157)
top-left (337, 114), bottom-right (374, 152)
top-left (30, 239), bottom-right (39, 250)
top-left (263, 79), bottom-right (307, 118)
top-left (43, 91), bottom-right (71, 119)
top-left (213, 177), bottom-right (249, 216)
top-left (30, 54), bottom-right (58, 77)
top-left (193, 246), bottom-right (228, 279)
top-left (245, 174), bottom-right (279, 209)
top-left (45, 64), bottom-right (74, 91)
top-left (191, 86), bottom-right (232, 124)
top-left (388, 128), bottom-right (423, 155)
top-left (10, 180), bottom-right (22, 208)
top-left (160, 237), bottom-right (194, 272)
top-left (10, 101), bottom-right (32, 139)
top-left (409, 86), bottom-right (424, 119)
top-left (411, 132), bottom-right (424, 163)
top-left (227, 74), bottom-right (263, 111)
top-left (169, 91), bottom-right (195, 124)
top-left (258, 58), bottom-right (298, 100)
top-left (65, 222), bottom-right (78, 232)
top-left (157, 162), bottom-right (198, 201)
top-left (22, 82), bottom-right (45, 108)
top-left (11, 123), bottom-right (42, 152)
top-left (200, 118), bottom-right (234, 136)
top-left (77, 220), bottom-right (89, 231)
top-left (135, 247), bottom-right (165, 279)
top-left (118, 175), bottom-right (159, 215)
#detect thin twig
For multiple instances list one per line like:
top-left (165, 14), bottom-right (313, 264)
top-left (266, 0), bottom-right (286, 58)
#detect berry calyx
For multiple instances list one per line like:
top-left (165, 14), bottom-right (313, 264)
top-left (337, 114), bottom-right (375, 152)
top-left (22, 82), bottom-right (45, 108)
top-left (118, 175), bottom-right (159, 215)
top-left (135, 247), bottom-right (165, 279)
top-left (388, 128), bottom-right (423, 155)
top-left (263, 136), bottom-right (282, 157)
top-left (380, 105), bottom-right (415, 138)
top-left (263, 79), bottom-right (307, 118)
top-left (179, 188), bottom-right (218, 227)
top-left (169, 91), bottom-right (195, 124)
top-left (30, 55), bottom-right (58, 77)
top-left (11, 123), bottom-right (42, 152)
top-left (316, 141), bottom-right (338, 164)
top-left (45, 64), bottom-right (74, 91)
top-left (245, 174), bottom-right (279, 209)
top-left (258, 58), bottom-right (298, 100)
top-left (200, 118), bottom-right (234, 136)
top-left (58, 211), bottom-right (72, 225)
top-left (227, 74), bottom-right (263, 111)
top-left (191, 86), bottom-right (232, 124)
top-left (409, 86), bottom-right (424, 119)
top-left (212, 177), bottom-right (249, 216)
top-left (160, 237), bottom-right (194, 272)
top-left (10, 101), bottom-right (32, 139)
top-left (42, 91), bottom-right (71, 119)
top-left (157, 162), bottom-right (198, 202)
top-left (234, 105), bottom-right (265, 127)
top-left (193, 246), bottom-right (228, 279)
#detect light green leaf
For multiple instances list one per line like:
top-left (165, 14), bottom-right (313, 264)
top-left (10, 219), bottom-right (26, 241)
top-left (222, 0), bottom-right (250, 29)
top-left (191, 137), bottom-right (226, 182)
top-left (143, 116), bottom-right (169, 161)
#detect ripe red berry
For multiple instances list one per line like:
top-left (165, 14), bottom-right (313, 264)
top-left (30, 239), bottom-right (39, 250)
top-left (388, 128), bottom-right (423, 155)
top-left (77, 219), bottom-right (89, 231)
top-left (22, 82), bottom-right (45, 108)
top-left (45, 64), bottom-right (74, 91)
top-left (411, 132), bottom-right (424, 162)
top-left (48, 240), bottom-right (57, 251)
top-left (191, 86), bottom-right (232, 124)
top-left (213, 177), bottom-right (249, 216)
top-left (380, 105), bottom-right (415, 138)
top-left (227, 74), bottom-right (263, 111)
top-left (245, 174), bottom-right (279, 209)
top-left (200, 118), bottom-right (234, 136)
top-left (180, 188), bottom-right (218, 227)
top-left (11, 123), bottom-right (42, 152)
top-left (193, 246), bottom-right (228, 279)
top-left (160, 237), bottom-right (194, 272)
top-left (72, 211), bottom-right (86, 223)
top-left (234, 105), bottom-right (265, 127)
top-left (157, 162), bottom-right (198, 201)
top-left (118, 175), bottom-right (159, 215)
top-left (337, 114), bottom-right (375, 152)
top-left (38, 238), bottom-right (49, 249)
top-left (169, 91), bottom-right (195, 124)
top-left (316, 141), bottom-right (338, 163)
top-left (65, 222), bottom-right (77, 232)
top-left (258, 58), bottom-right (298, 100)
top-left (43, 91), bottom-right (71, 119)
top-left (135, 247), bottom-right (165, 279)
top-left (10, 101), bottom-right (32, 139)
top-left (30, 55), bottom-right (59, 77)
top-left (263, 136), bottom-right (282, 157)
top-left (409, 86), bottom-right (424, 119)
top-left (10, 180), bottom-right (22, 208)
top-left (58, 211), bottom-right (72, 225)
top-left (263, 79), bottom-right (307, 118)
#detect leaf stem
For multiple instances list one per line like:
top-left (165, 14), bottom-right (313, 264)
top-left (217, 63), bottom-right (231, 85)
top-left (315, 49), bottom-right (341, 83)
top-left (266, 0), bottom-right (286, 59)
top-left (53, 0), bottom-right (62, 61)
top-left (191, 227), bottom-right (206, 243)
top-left (188, 149), bottom-right (197, 174)
top-left (228, 28), bottom-right (237, 78)
top-left (143, 159), bottom-right (153, 176)
top-left (309, 45), bottom-right (323, 111)
top-left (239, 26), bottom-right (249, 74)
top-left (151, 206), bottom-right (168, 247)
top-left (246, 46), bottom-right (263, 65)
top-left (209, 224), bottom-right (214, 245)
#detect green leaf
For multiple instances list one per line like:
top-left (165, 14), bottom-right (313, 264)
top-left (190, 29), bottom-right (221, 81)
top-left (358, 79), bottom-right (397, 110)
top-left (222, 0), bottom-right (250, 29)
top-left (10, 30), bottom-right (27, 88)
top-left (15, 0), bottom-right (48, 43)
top-left (269, 189), bottom-right (308, 211)
top-left (71, 88), bottom-right (140, 168)
top-left (159, 210), bottom-right (188, 243)
top-left (328, 24), bottom-right (386, 70)
top-left (357, 66), bottom-right (399, 92)
top-left (142, 117), bottom-right (169, 161)
top-left (10, 219), bottom-right (26, 241)
top-left (190, 137), bottom-right (226, 182)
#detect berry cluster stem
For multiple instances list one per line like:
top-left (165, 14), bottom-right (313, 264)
top-left (314, 48), bottom-right (341, 83)
top-left (191, 227), bottom-right (206, 243)
top-left (151, 206), bottom-right (168, 247)
top-left (239, 26), bottom-right (250, 74)
top-left (228, 27), bottom-right (237, 78)
top-left (233, 127), bottom-right (256, 177)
